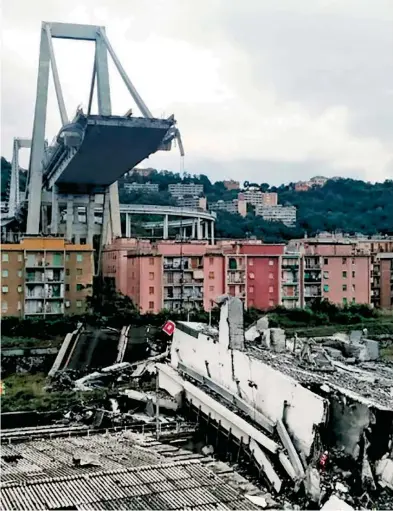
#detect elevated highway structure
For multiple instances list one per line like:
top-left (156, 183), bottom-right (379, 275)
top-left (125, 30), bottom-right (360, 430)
top-left (3, 21), bottom-right (183, 249)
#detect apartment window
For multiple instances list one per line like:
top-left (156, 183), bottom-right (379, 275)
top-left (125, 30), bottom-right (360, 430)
top-left (249, 272), bottom-right (255, 280)
top-left (65, 284), bottom-right (70, 291)
top-left (342, 271), bottom-right (347, 278)
top-left (66, 269), bottom-right (70, 276)
top-left (343, 297), bottom-right (348, 305)
top-left (17, 301), bottom-right (21, 311)
top-left (209, 271), bottom-right (214, 279)
top-left (2, 253), bottom-right (9, 262)
top-left (269, 286), bottom-right (274, 293)
top-left (17, 270), bottom-right (22, 278)
top-left (209, 285), bottom-right (214, 292)
top-left (149, 301), bottom-right (154, 310)
top-left (342, 257), bottom-right (347, 264)
top-left (66, 254), bottom-right (70, 262)
top-left (149, 286), bottom-right (154, 295)
top-left (323, 271), bottom-right (329, 279)
top-left (269, 299), bottom-right (274, 307)
top-left (209, 257), bottom-right (214, 265)
top-left (269, 272), bottom-right (274, 279)
top-left (342, 284), bottom-right (347, 291)
top-left (2, 286), bottom-right (8, 293)
top-left (352, 271), bottom-right (355, 278)
top-left (248, 258), bottom-right (254, 266)
top-left (269, 260), bottom-right (274, 266)
top-left (323, 284), bottom-right (329, 292)
top-left (17, 254), bottom-right (23, 262)
top-left (2, 270), bottom-right (8, 278)
top-left (352, 284), bottom-right (356, 292)
top-left (352, 297), bottom-right (356, 304)
top-left (352, 258), bottom-right (355, 265)
top-left (324, 258), bottom-right (328, 265)
top-left (249, 286), bottom-right (254, 293)
top-left (17, 285), bottom-right (22, 293)
top-left (1, 300), bottom-right (7, 312)
top-left (76, 268), bottom-right (83, 276)
top-left (249, 299), bottom-right (254, 306)
top-left (149, 257), bottom-right (154, 265)
top-left (76, 254), bottom-right (83, 262)
top-left (76, 284), bottom-right (83, 291)
top-left (76, 300), bottom-right (83, 308)
top-left (149, 272), bottom-right (154, 281)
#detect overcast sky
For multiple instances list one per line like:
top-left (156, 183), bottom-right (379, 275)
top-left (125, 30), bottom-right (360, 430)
top-left (1, 0), bottom-right (392, 185)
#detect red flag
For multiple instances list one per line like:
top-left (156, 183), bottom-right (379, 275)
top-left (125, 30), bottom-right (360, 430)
top-left (162, 320), bottom-right (175, 336)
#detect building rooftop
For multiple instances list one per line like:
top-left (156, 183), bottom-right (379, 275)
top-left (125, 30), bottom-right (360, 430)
top-left (1, 429), bottom-right (263, 510)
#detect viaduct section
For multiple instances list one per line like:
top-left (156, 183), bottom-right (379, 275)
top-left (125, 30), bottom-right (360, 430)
top-left (2, 21), bottom-right (183, 246)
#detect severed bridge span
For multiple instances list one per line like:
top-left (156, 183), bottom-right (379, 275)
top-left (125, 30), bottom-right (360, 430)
top-left (1, 21), bottom-right (196, 248)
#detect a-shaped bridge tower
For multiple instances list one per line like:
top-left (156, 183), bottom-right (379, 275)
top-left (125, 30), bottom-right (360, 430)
top-left (16, 21), bottom-right (183, 245)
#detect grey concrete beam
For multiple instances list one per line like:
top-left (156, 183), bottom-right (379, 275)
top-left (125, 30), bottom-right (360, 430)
top-left (47, 22), bottom-right (102, 41)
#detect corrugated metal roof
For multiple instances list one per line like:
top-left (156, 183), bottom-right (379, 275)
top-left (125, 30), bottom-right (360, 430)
top-left (1, 431), bottom-right (262, 510)
top-left (1, 461), bottom-right (260, 510)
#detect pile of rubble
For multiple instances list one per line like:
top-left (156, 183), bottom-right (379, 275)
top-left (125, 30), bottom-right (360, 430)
top-left (244, 316), bottom-right (393, 509)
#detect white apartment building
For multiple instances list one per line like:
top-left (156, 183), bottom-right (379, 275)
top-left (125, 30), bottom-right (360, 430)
top-left (124, 182), bottom-right (159, 193)
top-left (168, 183), bottom-right (204, 199)
top-left (177, 196), bottom-right (207, 210)
top-left (256, 205), bottom-right (297, 226)
top-left (210, 199), bottom-right (247, 217)
top-left (241, 191), bottom-right (278, 207)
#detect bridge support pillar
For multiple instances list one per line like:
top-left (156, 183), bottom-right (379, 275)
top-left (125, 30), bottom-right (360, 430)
top-left (125, 213), bottom-right (131, 238)
top-left (204, 221), bottom-right (209, 239)
top-left (197, 218), bottom-right (202, 240)
top-left (26, 26), bottom-right (50, 234)
top-left (211, 221), bottom-right (215, 245)
top-left (51, 186), bottom-right (58, 234)
top-left (192, 220), bottom-right (196, 239)
top-left (163, 215), bottom-right (169, 239)
top-left (66, 198), bottom-right (73, 241)
top-left (87, 195), bottom-right (95, 244)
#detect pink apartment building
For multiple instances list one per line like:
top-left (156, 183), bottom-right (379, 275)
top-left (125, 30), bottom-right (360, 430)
top-left (102, 238), bottom-right (285, 313)
top-left (301, 242), bottom-right (372, 306)
top-left (102, 238), bottom-right (373, 313)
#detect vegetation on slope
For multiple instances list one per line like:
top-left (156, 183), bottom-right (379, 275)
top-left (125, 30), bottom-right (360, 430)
top-left (118, 169), bottom-right (393, 241)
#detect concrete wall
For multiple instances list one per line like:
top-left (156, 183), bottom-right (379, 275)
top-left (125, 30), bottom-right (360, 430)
top-left (171, 301), bottom-right (327, 456)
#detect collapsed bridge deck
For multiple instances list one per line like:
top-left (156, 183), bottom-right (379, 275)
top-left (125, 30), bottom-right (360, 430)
top-left (43, 114), bottom-right (175, 192)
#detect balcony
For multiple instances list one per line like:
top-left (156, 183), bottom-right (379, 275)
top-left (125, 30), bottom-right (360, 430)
top-left (282, 280), bottom-right (298, 285)
top-left (282, 261), bottom-right (299, 268)
top-left (304, 273), bottom-right (321, 283)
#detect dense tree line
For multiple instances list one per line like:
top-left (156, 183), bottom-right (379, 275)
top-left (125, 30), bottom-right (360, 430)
top-left (119, 170), bottom-right (393, 241)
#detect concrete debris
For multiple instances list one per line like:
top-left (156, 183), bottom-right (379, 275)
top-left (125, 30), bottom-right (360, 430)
top-left (245, 494), bottom-right (268, 508)
top-left (321, 495), bottom-right (354, 511)
top-left (73, 451), bottom-right (101, 467)
top-left (335, 481), bottom-right (349, 493)
top-left (376, 458), bottom-right (393, 490)
top-left (201, 444), bottom-right (214, 456)
top-left (304, 466), bottom-right (321, 503)
top-left (270, 329), bottom-right (286, 353)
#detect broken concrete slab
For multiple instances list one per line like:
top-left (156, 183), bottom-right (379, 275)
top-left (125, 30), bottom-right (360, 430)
top-left (376, 458), bottom-right (393, 490)
top-left (276, 419), bottom-right (305, 479)
top-left (304, 466), bottom-right (321, 503)
top-left (270, 329), bottom-right (286, 353)
top-left (321, 495), bottom-right (354, 511)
